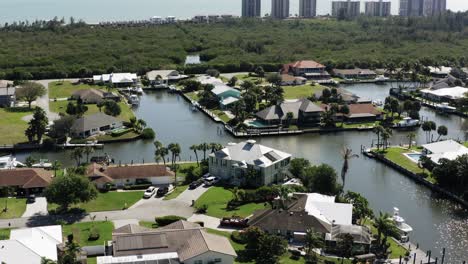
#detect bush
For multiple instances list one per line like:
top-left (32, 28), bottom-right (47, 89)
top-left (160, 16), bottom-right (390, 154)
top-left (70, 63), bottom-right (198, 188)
top-left (196, 204), bottom-right (208, 214)
top-left (140, 128), bottom-right (155, 139)
top-left (155, 215), bottom-right (187, 227)
top-left (195, 221), bottom-right (204, 227)
top-left (289, 249), bottom-right (301, 260)
top-left (231, 231), bottom-right (246, 244)
top-left (123, 184), bottom-right (152, 190)
top-left (88, 227), bottom-right (100, 241)
top-left (41, 138), bottom-right (55, 150)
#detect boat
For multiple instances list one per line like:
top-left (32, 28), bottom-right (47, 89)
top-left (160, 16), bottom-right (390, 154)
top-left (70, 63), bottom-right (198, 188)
top-left (31, 159), bottom-right (53, 169)
top-left (372, 99), bottom-right (384, 107)
top-left (435, 102), bottom-right (456, 113)
top-left (136, 87), bottom-right (144, 95)
top-left (90, 155), bottom-right (113, 165)
top-left (0, 156), bottom-right (25, 170)
top-left (375, 75), bottom-right (389, 84)
top-left (391, 207), bottom-right (413, 243)
top-left (191, 102), bottom-right (200, 112)
top-left (394, 117), bottom-right (420, 129)
top-left (168, 85), bottom-right (178, 93)
top-left (128, 94), bottom-right (140, 106)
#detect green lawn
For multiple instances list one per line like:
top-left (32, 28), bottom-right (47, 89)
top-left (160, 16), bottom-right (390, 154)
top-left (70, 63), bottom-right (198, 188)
top-left (464, 142), bottom-right (468, 147)
top-left (164, 185), bottom-right (189, 200)
top-left (195, 187), bottom-right (267, 218)
top-left (283, 84), bottom-right (325, 100)
top-left (0, 198), bottom-right (27, 219)
top-left (95, 131), bottom-right (141, 142)
top-left (139, 221), bottom-right (158, 229)
top-left (48, 81), bottom-right (108, 99)
top-left (212, 109), bottom-right (232, 123)
top-left (62, 221), bottom-right (114, 246)
top-left (0, 228), bottom-right (11, 240)
top-left (48, 191), bottom-right (144, 213)
top-left (363, 219), bottom-right (409, 259)
top-left (49, 101), bottom-right (134, 121)
top-left (87, 257), bottom-right (97, 264)
top-left (186, 92), bottom-right (200, 101)
top-left (0, 108), bottom-right (33, 145)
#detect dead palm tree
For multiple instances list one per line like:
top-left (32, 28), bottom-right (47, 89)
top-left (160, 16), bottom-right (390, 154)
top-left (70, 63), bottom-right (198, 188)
top-left (341, 147), bottom-right (359, 188)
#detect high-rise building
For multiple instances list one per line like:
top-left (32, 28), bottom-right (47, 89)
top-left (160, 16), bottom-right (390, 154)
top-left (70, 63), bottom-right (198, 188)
top-left (299, 0), bottom-right (317, 18)
top-left (332, 1), bottom-right (361, 18)
top-left (365, 0), bottom-right (391, 16)
top-left (400, 0), bottom-right (446, 17)
top-left (242, 0), bottom-right (261, 17)
top-left (271, 0), bottom-right (290, 19)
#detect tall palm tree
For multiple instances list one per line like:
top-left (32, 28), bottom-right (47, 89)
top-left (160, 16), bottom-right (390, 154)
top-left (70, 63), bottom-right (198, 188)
top-left (71, 147), bottom-right (84, 166)
top-left (373, 212), bottom-right (396, 249)
top-left (190, 144), bottom-right (199, 166)
top-left (168, 143), bottom-right (181, 185)
top-left (341, 147), bottom-right (359, 188)
top-left (83, 146), bottom-right (94, 163)
top-left (373, 125), bottom-right (385, 150)
top-left (407, 132), bottom-right (416, 149)
top-left (304, 229), bottom-right (324, 262)
top-left (199, 143), bottom-right (209, 161)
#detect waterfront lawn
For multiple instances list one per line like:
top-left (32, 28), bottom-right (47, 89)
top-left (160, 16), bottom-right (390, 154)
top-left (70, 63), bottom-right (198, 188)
top-left (0, 229), bottom-right (11, 240)
top-left (164, 185), bottom-right (189, 200)
top-left (212, 109), bottom-right (232, 123)
top-left (195, 187), bottom-right (267, 218)
top-left (0, 108), bottom-right (33, 145)
top-left (186, 91), bottom-right (200, 101)
top-left (48, 191), bottom-right (144, 213)
top-left (48, 81), bottom-right (107, 99)
top-left (0, 198), bottom-right (27, 219)
top-left (49, 101), bottom-right (134, 121)
top-left (62, 221), bottom-right (114, 246)
top-left (87, 257), bottom-right (97, 264)
top-left (283, 84), bottom-right (325, 100)
top-left (95, 131), bottom-right (141, 142)
top-left (378, 147), bottom-right (425, 175)
top-left (363, 219), bottom-right (409, 259)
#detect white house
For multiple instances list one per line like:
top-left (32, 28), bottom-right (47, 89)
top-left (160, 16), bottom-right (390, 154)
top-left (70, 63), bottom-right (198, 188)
top-left (209, 140), bottom-right (292, 186)
top-left (428, 66), bottom-right (452, 77)
top-left (146, 70), bottom-right (188, 86)
top-left (93, 73), bottom-right (138, 87)
top-left (422, 140), bottom-right (468, 164)
top-left (421, 86), bottom-right (468, 102)
top-left (304, 193), bottom-right (353, 228)
top-left (70, 113), bottom-right (123, 138)
top-left (0, 225), bottom-right (62, 264)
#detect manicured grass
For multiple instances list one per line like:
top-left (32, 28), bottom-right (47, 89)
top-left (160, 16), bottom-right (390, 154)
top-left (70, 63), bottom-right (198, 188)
top-left (282, 84), bottom-right (325, 100)
top-left (363, 219), bottom-right (409, 259)
top-left (195, 187), bottom-right (267, 218)
top-left (139, 221), bottom-right (158, 229)
top-left (62, 221), bottom-right (114, 246)
top-left (342, 122), bottom-right (378, 128)
top-left (0, 198), bottom-right (27, 219)
top-left (464, 141), bottom-right (468, 147)
top-left (0, 228), bottom-right (11, 240)
top-left (186, 92), bottom-right (200, 101)
top-left (378, 147), bottom-right (425, 175)
top-left (49, 101), bottom-right (134, 121)
top-left (0, 108), bottom-right (33, 145)
top-left (164, 185), bottom-right (189, 200)
top-left (87, 257), bottom-right (97, 264)
top-left (212, 109), bottom-right (232, 123)
top-left (48, 81), bottom-right (108, 99)
top-left (95, 131), bottom-right (140, 142)
top-left (48, 191), bottom-right (144, 213)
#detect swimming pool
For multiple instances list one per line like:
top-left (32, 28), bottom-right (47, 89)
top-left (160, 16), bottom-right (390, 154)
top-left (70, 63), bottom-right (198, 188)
top-left (246, 120), bottom-right (268, 128)
top-left (405, 153), bottom-right (422, 163)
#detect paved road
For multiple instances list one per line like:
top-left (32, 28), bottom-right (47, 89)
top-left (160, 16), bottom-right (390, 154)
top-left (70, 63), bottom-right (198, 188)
top-left (22, 197), bottom-right (48, 217)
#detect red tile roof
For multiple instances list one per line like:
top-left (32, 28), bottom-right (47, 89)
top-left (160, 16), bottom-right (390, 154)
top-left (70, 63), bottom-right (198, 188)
top-left (290, 60), bottom-right (325, 69)
top-left (86, 163), bottom-right (175, 183)
top-left (348, 104), bottom-right (382, 116)
top-left (0, 168), bottom-right (53, 189)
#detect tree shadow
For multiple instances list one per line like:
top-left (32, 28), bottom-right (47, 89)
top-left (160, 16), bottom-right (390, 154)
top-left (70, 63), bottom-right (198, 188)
top-left (25, 210), bottom-right (88, 227)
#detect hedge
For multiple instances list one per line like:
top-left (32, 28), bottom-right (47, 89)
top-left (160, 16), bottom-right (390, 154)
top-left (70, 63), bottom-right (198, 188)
top-left (155, 215), bottom-right (187, 227)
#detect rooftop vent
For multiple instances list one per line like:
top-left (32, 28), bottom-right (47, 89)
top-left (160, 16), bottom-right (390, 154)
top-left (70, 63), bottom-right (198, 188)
top-left (228, 142), bottom-right (237, 146)
top-left (246, 139), bottom-right (256, 144)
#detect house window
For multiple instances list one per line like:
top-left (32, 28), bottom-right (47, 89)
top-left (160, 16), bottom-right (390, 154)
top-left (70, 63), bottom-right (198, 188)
top-left (214, 258), bottom-right (222, 263)
top-left (194, 260), bottom-right (203, 264)
top-left (275, 163), bottom-right (279, 169)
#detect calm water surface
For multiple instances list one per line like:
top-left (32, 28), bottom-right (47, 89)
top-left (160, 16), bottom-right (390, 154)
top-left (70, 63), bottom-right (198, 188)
top-left (15, 83), bottom-right (468, 262)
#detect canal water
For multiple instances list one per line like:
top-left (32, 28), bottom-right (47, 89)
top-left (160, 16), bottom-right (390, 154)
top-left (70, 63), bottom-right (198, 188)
top-left (15, 83), bottom-right (468, 262)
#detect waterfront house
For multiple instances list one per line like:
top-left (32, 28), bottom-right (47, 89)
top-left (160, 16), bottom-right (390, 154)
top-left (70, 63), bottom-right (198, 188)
top-left (0, 80), bottom-right (15, 107)
top-left (71, 89), bottom-right (120, 104)
top-left (249, 193), bottom-right (355, 239)
top-left (97, 220), bottom-right (236, 264)
top-left (86, 163), bottom-right (175, 189)
top-left (325, 225), bottom-right (372, 255)
top-left (255, 99), bottom-right (324, 126)
top-left (282, 60), bottom-right (331, 80)
top-left (421, 86), bottom-right (468, 103)
top-left (211, 84), bottom-right (241, 109)
top-left (340, 103), bottom-right (383, 123)
top-left (70, 112), bottom-right (123, 138)
top-left (280, 74), bottom-right (307, 86)
top-left (333, 69), bottom-right (377, 80)
top-left (313, 88), bottom-right (362, 104)
top-left (146, 70), bottom-right (188, 86)
top-left (0, 168), bottom-right (53, 195)
top-left (429, 66), bottom-right (452, 78)
top-left (0, 225), bottom-right (62, 264)
top-left (209, 140), bottom-right (292, 186)
top-left (421, 140), bottom-right (468, 165)
top-left (93, 73), bottom-right (138, 87)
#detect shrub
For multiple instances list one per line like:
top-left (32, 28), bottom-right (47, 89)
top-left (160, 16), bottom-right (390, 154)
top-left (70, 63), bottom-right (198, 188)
top-left (196, 204), bottom-right (208, 214)
top-left (42, 138), bottom-right (55, 150)
top-left (155, 215), bottom-right (187, 227)
top-left (231, 231), bottom-right (246, 244)
top-left (123, 184), bottom-right (152, 190)
top-left (88, 227), bottom-right (100, 241)
top-left (195, 221), bottom-right (204, 227)
top-left (289, 249), bottom-right (301, 260)
top-left (140, 128), bottom-right (155, 139)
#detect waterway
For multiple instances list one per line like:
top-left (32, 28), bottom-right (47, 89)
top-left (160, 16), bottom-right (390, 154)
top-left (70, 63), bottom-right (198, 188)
top-left (2, 0), bottom-right (467, 24)
top-left (14, 82), bottom-right (468, 262)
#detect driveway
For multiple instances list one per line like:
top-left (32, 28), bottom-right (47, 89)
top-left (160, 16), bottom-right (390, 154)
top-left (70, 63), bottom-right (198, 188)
top-left (22, 197), bottom-right (48, 217)
top-left (174, 186), bottom-right (211, 205)
top-left (188, 214), bottom-right (239, 233)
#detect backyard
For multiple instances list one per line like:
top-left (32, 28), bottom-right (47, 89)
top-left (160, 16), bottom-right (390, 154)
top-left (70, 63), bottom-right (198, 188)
top-left (282, 84), bottom-right (325, 100)
top-left (195, 187), bottom-right (267, 218)
top-left (49, 100), bottom-right (134, 121)
top-left (48, 191), bottom-right (144, 213)
top-left (48, 81), bottom-right (108, 99)
top-left (0, 108), bottom-right (33, 145)
top-left (0, 198), bottom-right (27, 219)
top-left (62, 221), bottom-right (114, 246)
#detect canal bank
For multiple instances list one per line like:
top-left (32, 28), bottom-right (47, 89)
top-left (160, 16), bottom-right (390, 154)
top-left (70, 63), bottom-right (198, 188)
top-left (11, 84), bottom-right (468, 263)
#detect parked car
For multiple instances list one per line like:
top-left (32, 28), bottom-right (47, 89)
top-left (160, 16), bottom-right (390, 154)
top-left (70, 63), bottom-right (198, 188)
top-left (143, 186), bottom-right (156, 198)
top-left (189, 179), bottom-right (204, 190)
top-left (220, 217), bottom-right (249, 228)
top-left (204, 176), bottom-right (219, 186)
top-left (27, 194), bottom-right (36, 204)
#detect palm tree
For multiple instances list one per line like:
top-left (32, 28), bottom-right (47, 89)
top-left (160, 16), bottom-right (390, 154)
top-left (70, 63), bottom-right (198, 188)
top-left (137, 119), bottom-right (147, 132)
top-left (71, 147), bottom-right (84, 166)
top-left (209, 143), bottom-right (223, 153)
top-left (381, 128), bottom-right (392, 149)
top-left (373, 212), bottom-right (396, 250)
top-left (436, 125), bottom-right (448, 141)
top-left (199, 143), bottom-right (209, 161)
top-left (83, 146), bottom-right (94, 163)
top-left (160, 147), bottom-right (169, 165)
top-left (277, 185), bottom-right (292, 209)
top-left (304, 229), bottom-right (324, 262)
top-left (190, 144), bottom-right (200, 166)
top-left (341, 147), bottom-right (359, 188)
top-left (41, 257), bottom-right (57, 264)
top-left (407, 132), bottom-right (416, 149)
top-left (373, 125), bottom-right (385, 150)
top-left (168, 143), bottom-right (181, 185)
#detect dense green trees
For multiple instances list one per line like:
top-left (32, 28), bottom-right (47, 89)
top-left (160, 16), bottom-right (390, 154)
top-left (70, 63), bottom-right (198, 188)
top-left (289, 158), bottom-right (342, 196)
top-left (16, 82), bottom-right (46, 108)
top-left (432, 154), bottom-right (468, 195)
top-left (103, 100), bottom-right (121, 117)
top-left (25, 107), bottom-right (48, 143)
top-left (3, 15), bottom-right (468, 79)
top-left (242, 226), bottom-right (287, 264)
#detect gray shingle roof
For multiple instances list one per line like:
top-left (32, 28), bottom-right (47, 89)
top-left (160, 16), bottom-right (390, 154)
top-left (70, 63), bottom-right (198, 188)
top-left (256, 99), bottom-right (323, 121)
top-left (71, 113), bottom-right (120, 133)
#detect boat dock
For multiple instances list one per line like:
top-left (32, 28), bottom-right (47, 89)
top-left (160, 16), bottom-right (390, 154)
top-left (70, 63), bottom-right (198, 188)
top-left (390, 241), bottom-right (437, 264)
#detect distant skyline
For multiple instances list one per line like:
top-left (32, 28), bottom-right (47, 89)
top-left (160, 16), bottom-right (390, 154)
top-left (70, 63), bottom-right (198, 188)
top-left (0, 0), bottom-right (467, 24)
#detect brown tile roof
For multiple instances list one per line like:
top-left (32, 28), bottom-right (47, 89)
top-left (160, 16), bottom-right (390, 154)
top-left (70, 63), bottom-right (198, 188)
top-left (86, 163), bottom-right (175, 183)
top-left (0, 168), bottom-right (53, 189)
top-left (112, 221), bottom-right (236, 261)
top-left (290, 60), bottom-right (325, 69)
top-left (348, 104), bottom-right (382, 116)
